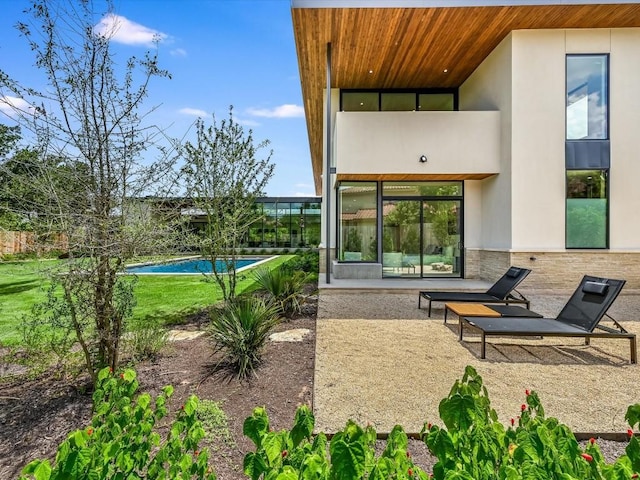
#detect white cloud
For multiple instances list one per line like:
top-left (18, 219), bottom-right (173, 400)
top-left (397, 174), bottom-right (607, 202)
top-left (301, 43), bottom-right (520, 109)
top-left (178, 107), bottom-right (208, 117)
top-left (295, 183), bottom-right (313, 189)
top-left (236, 117), bottom-right (261, 127)
top-left (0, 95), bottom-right (35, 117)
top-left (94, 14), bottom-right (168, 46)
top-left (247, 104), bottom-right (304, 118)
top-left (170, 48), bottom-right (187, 57)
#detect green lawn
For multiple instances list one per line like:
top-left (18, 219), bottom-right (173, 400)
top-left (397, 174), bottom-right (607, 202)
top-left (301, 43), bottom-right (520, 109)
top-left (0, 255), bottom-right (292, 346)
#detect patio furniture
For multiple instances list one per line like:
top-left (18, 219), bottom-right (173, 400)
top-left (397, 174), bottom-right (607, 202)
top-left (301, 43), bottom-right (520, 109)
top-left (418, 266), bottom-right (531, 316)
top-left (459, 275), bottom-right (637, 363)
top-left (444, 302), bottom-right (542, 323)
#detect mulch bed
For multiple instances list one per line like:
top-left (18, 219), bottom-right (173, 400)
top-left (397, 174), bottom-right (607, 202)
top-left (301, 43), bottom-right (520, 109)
top-left (0, 299), bottom-right (317, 479)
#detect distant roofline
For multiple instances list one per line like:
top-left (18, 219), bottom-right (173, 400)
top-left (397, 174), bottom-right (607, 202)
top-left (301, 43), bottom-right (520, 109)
top-left (292, 0), bottom-right (639, 7)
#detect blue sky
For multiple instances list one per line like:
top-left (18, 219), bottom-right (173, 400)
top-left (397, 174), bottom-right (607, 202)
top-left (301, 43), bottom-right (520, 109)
top-left (0, 0), bottom-right (315, 197)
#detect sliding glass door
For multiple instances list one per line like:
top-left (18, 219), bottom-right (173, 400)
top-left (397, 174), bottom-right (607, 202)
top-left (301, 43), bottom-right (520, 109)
top-left (382, 195), bottom-right (462, 278)
top-left (422, 200), bottom-right (462, 277)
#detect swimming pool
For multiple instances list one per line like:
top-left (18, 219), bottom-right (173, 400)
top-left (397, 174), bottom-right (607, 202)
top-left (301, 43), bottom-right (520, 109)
top-left (126, 257), bottom-right (271, 274)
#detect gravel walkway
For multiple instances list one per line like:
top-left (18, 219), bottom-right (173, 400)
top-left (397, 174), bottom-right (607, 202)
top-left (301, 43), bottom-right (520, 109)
top-left (314, 291), bottom-right (640, 436)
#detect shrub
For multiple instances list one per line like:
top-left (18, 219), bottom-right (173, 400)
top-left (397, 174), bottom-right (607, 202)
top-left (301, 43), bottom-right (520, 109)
top-left (19, 367), bottom-right (216, 480)
top-left (243, 405), bottom-right (427, 480)
top-left (281, 250), bottom-right (319, 275)
top-left (208, 296), bottom-right (280, 378)
top-left (243, 367), bottom-right (640, 480)
top-left (252, 267), bottom-right (308, 317)
top-left (422, 365), bottom-right (640, 480)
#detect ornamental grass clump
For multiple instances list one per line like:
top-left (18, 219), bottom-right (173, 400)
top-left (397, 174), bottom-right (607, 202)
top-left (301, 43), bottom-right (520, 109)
top-left (208, 296), bottom-right (281, 378)
top-left (252, 266), bottom-right (309, 317)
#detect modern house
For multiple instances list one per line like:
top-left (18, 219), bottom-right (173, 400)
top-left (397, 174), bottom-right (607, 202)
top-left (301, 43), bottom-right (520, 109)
top-left (291, 0), bottom-right (640, 288)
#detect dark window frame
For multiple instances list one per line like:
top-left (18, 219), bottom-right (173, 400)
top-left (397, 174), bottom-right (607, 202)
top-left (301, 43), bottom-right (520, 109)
top-left (565, 168), bottom-right (610, 249)
top-left (340, 88), bottom-right (459, 112)
top-left (565, 53), bottom-right (610, 141)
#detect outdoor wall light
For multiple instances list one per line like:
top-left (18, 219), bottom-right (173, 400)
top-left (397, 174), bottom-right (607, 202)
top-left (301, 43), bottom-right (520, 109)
top-left (419, 155), bottom-right (428, 163)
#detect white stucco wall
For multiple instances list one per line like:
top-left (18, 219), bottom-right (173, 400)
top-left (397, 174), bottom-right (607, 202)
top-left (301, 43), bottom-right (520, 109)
top-left (609, 28), bottom-right (640, 250)
top-left (334, 111), bottom-right (500, 175)
top-left (460, 28), bottom-right (640, 252)
top-left (459, 33), bottom-right (514, 249)
top-left (510, 30), bottom-right (566, 250)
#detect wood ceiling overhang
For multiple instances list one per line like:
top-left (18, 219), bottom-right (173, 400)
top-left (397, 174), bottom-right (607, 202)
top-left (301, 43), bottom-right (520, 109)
top-left (291, 3), bottom-right (640, 194)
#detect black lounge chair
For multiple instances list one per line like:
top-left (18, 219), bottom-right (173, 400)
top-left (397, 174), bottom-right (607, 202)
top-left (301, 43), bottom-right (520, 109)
top-left (418, 266), bottom-right (531, 317)
top-left (459, 275), bottom-right (637, 363)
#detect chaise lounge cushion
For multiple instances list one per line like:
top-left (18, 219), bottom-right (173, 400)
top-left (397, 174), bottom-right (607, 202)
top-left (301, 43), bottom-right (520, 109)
top-left (582, 281), bottom-right (608, 296)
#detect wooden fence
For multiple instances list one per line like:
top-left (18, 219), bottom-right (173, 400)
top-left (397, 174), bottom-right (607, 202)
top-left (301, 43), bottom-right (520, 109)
top-left (0, 231), bottom-right (68, 255)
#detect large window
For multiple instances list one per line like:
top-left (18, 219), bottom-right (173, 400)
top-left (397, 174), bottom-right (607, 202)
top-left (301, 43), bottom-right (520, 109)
top-left (566, 170), bottom-right (608, 248)
top-left (338, 182), bottom-right (377, 261)
top-left (218, 198), bottom-right (321, 249)
top-left (566, 55), bottom-right (608, 140)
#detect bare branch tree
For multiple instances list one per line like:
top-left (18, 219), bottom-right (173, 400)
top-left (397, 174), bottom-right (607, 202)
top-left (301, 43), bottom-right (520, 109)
top-left (181, 108), bottom-right (275, 302)
top-left (0, 0), bottom-right (179, 382)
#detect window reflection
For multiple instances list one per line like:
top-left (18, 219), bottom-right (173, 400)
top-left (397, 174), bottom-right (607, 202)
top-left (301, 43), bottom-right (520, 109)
top-left (338, 182), bottom-right (377, 261)
top-left (566, 55), bottom-right (608, 140)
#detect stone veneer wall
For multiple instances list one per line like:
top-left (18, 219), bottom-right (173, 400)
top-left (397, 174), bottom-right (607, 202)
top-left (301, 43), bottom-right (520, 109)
top-left (470, 250), bottom-right (640, 291)
top-left (319, 248), bottom-right (335, 274)
top-left (510, 252), bottom-right (640, 292)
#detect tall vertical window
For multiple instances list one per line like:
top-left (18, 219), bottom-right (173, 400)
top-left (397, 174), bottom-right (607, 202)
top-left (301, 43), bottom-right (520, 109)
top-left (338, 182), bottom-right (377, 261)
top-left (566, 170), bottom-right (608, 248)
top-left (566, 55), bottom-right (608, 140)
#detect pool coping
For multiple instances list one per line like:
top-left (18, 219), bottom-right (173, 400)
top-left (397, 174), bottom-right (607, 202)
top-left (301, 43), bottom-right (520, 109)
top-left (124, 255), bottom-right (277, 275)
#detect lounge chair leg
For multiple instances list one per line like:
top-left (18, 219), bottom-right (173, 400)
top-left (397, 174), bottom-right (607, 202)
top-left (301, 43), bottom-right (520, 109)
top-left (631, 337), bottom-right (637, 364)
top-left (481, 333), bottom-right (486, 359)
top-left (418, 295), bottom-right (421, 309)
top-left (459, 320), bottom-right (464, 341)
top-left (428, 300), bottom-right (432, 317)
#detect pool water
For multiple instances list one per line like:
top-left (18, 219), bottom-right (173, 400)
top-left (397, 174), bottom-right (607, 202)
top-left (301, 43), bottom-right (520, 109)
top-left (126, 258), bottom-right (263, 274)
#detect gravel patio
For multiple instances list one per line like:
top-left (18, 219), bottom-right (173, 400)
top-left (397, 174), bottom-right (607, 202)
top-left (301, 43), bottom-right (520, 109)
top-left (314, 290), bottom-right (640, 436)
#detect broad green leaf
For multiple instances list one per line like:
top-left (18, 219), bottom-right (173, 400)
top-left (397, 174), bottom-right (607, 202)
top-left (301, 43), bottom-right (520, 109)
top-left (244, 452), bottom-right (268, 480)
top-left (369, 457), bottom-right (395, 480)
top-left (291, 405), bottom-right (315, 448)
top-left (300, 453), bottom-right (329, 480)
top-left (244, 407), bottom-right (270, 448)
top-left (383, 425), bottom-right (408, 458)
top-left (183, 395), bottom-right (198, 416)
top-left (137, 393), bottom-right (151, 410)
top-left (263, 432), bottom-right (289, 465)
top-left (626, 405), bottom-right (640, 429)
top-left (439, 393), bottom-right (476, 431)
top-left (275, 466), bottom-right (299, 480)
top-left (122, 369), bottom-right (136, 382)
top-left (97, 367), bottom-right (111, 382)
top-left (32, 461), bottom-right (52, 480)
top-left (443, 469), bottom-right (476, 479)
top-left (329, 438), bottom-right (366, 480)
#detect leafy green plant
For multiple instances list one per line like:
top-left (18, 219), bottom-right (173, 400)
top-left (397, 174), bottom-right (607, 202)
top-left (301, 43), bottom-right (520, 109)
top-left (281, 250), bottom-right (319, 275)
top-left (197, 400), bottom-right (236, 450)
top-left (252, 267), bottom-right (309, 317)
top-left (208, 296), bottom-right (280, 378)
top-left (422, 365), bottom-right (640, 480)
top-left (19, 367), bottom-right (216, 480)
top-left (243, 405), bottom-right (427, 480)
